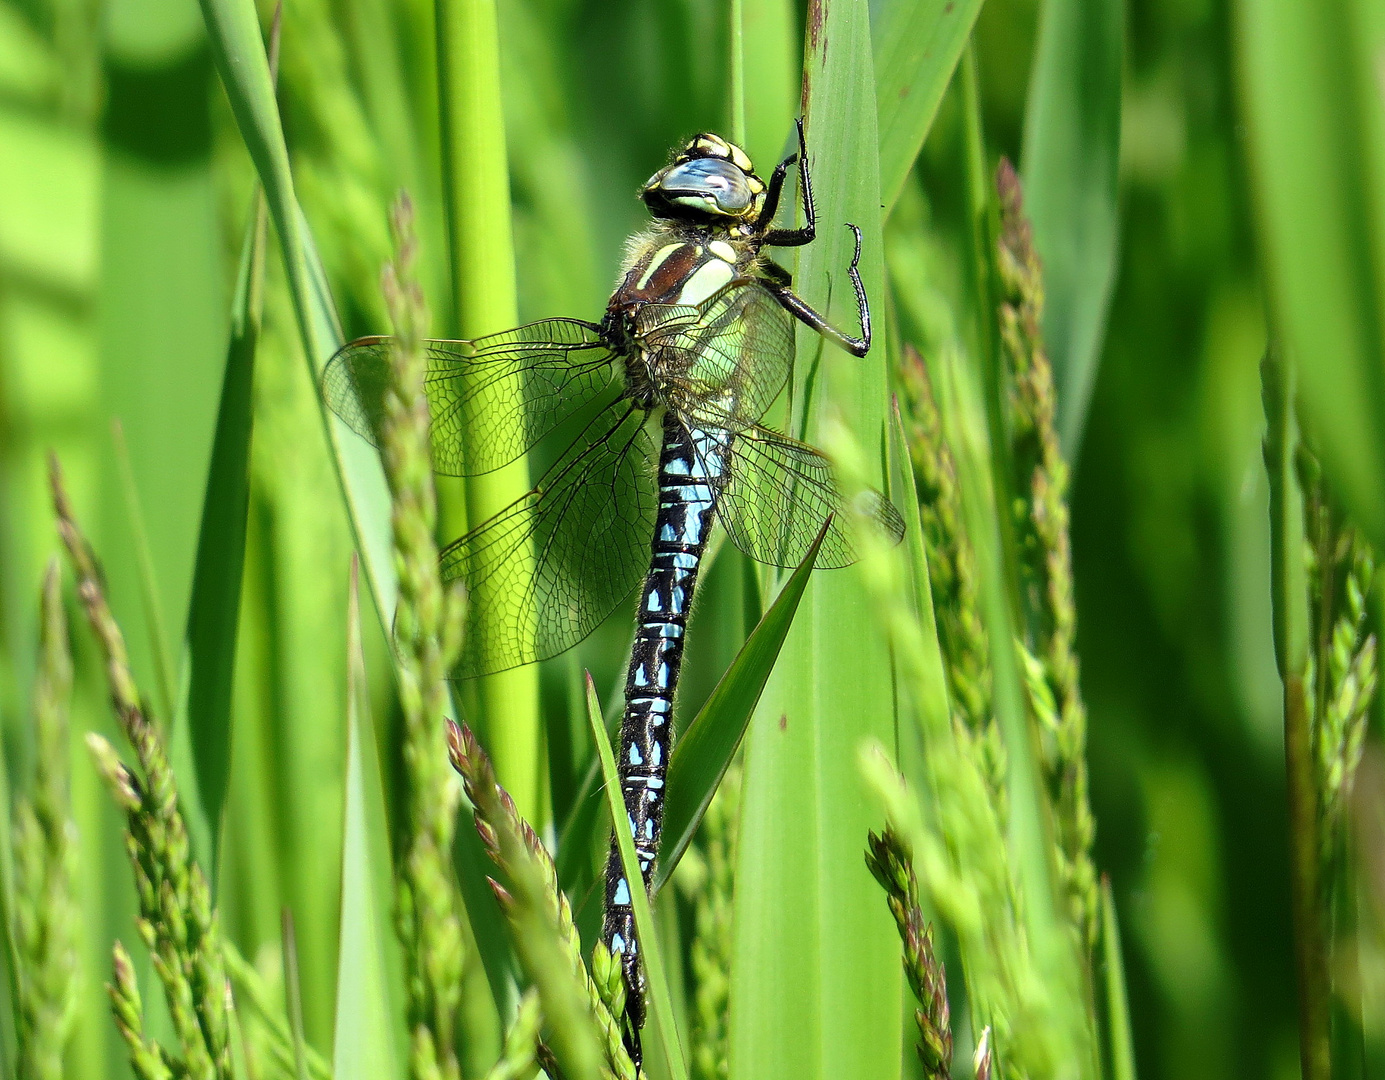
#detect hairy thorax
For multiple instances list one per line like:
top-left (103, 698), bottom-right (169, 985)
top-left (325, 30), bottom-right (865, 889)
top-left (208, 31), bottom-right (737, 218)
top-left (605, 222), bottom-right (764, 411)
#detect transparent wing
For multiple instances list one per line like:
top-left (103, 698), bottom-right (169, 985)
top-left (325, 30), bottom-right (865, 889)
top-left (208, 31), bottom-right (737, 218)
top-left (443, 402), bottom-right (658, 677)
top-left (322, 319), bottom-right (615, 477)
top-left (712, 425), bottom-right (905, 570)
top-left (637, 282), bottom-right (793, 432)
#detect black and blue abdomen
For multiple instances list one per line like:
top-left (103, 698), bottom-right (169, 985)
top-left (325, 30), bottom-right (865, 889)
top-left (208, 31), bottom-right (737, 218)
top-left (601, 414), bottom-right (731, 1021)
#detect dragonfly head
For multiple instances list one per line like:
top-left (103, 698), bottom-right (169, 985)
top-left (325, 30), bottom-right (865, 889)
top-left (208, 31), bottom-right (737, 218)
top-left (640, 133), bottom-right (766, 226)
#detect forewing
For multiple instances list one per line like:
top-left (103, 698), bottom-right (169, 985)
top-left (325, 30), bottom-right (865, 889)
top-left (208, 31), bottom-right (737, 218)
top-left (442, 403), bottom-right (658, 677)
top-left (322, 319), bottom-right (615, 476)
top-left (638, 282), bottom-right (793, 431)
top-left (715, 426), bottom-right (905, 569)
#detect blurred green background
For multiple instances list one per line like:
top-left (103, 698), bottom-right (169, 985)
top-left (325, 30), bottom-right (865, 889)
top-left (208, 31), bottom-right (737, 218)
top-left (0, 0), bottom-right (1304, 1076)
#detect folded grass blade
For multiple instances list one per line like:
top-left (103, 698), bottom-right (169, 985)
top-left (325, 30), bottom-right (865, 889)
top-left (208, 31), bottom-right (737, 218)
top-left (873, 0), bottom-right (985, 214)
top-left (178, 188), bottom-right (268, 869)
top-left (653, 516), bottom-right (829, 894)
top-left (1238, 0), bottom-right (1385, 554)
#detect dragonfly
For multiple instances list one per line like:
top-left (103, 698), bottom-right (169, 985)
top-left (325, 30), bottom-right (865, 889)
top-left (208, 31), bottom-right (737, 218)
top-left (323, 120), bottom-right (904, 1060)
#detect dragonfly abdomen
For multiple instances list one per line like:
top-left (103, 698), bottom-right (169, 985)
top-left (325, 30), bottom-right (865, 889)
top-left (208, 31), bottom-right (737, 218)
top-left (602, 413), bottom-right (731, 1044)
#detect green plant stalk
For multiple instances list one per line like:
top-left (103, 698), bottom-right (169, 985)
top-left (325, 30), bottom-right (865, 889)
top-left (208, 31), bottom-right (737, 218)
top-left (728, 0), bottom-right (746, 148)
top-left (1100, 879), bottom-right (1136, 1080)
top-left (12, 558), bottom-right (78, 1080)
top-left (435, 0), bottom-right (542, 823)
top-left (1262, 348), bottom-right (1330, 1080)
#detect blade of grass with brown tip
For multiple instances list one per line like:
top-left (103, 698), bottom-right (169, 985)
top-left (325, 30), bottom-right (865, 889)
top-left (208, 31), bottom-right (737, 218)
top-left (730, 2), bottom-right (903, 1078)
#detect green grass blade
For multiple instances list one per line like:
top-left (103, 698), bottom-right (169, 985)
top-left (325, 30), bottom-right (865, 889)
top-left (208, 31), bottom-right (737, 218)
top-left (436, 0), bottom-right (542, 822)
top-left (1100, 878), bottom-right (1137, 1080)
top-left (584, 674), bottom-right (688, 1080)
top-left (728, 0), bottom-right (746, 147)
top-left (1261, 348), bottom-right (1328, 1079)
top-left (283, 909), bottom-right (313, 1080)
top-left (196, 0), bottom-right (396, 624)
top-left (653, 518), bottom-right (828, 894)
top-left (873, 0), bottom-right (985, 214)
top-left (730, 3), bottom-right (903, 1078)
top-left (1020, 0), bottom-right (1123, 454)
top-left (1237, 0), bottom-right (1385, 554)
top-left (741, 0), bottom-right (797, 176)
top-left (179, 188), bottom-right (268, 868)
top-left (333, 559), bottom-right (404, 1080)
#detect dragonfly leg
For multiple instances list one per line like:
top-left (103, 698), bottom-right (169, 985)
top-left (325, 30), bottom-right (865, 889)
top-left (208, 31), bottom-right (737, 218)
top-left (765, 223), bottom-right (871, 357)
top-left (763, 119), bottom-right (818, 247)
top-left (759, 259), bottom-right (793, 287)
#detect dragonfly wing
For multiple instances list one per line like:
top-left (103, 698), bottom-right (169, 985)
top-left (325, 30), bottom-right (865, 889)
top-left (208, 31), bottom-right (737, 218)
top-left (637, 282), bottom-right (793, 432)
top-left (322, 318), bottom-right (615, 476)
top-left (442, 401), bottom-right (658, 677)
top-left (714, 425), bottom-right (905, 570)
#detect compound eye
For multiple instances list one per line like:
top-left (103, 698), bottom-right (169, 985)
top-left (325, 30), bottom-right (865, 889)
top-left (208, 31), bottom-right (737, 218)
top-left (654, 158), bottom-right (753, 215)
